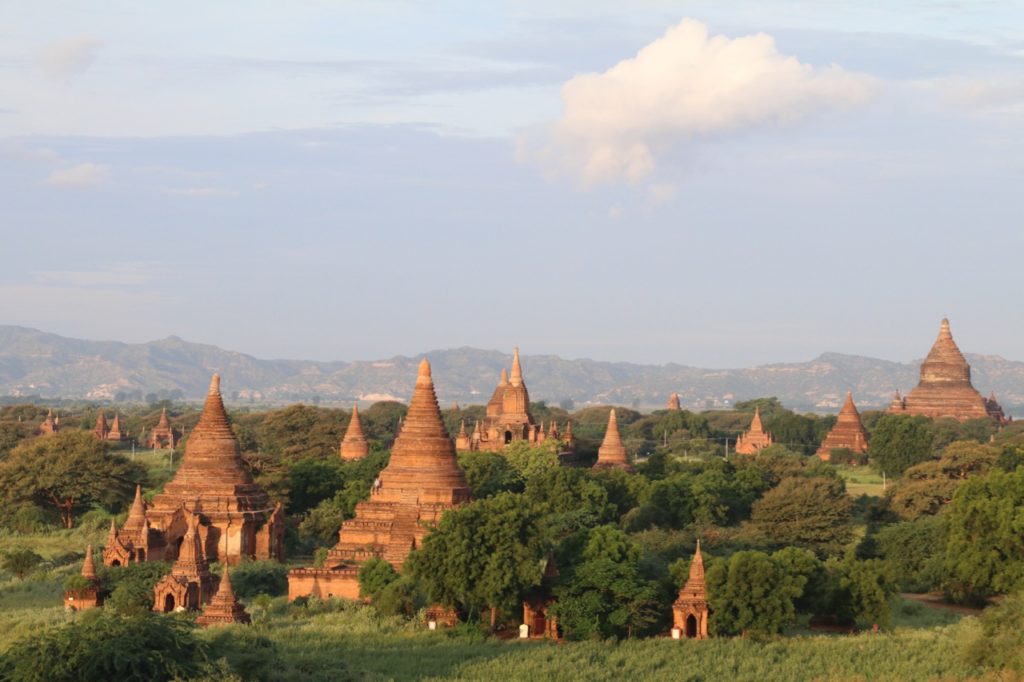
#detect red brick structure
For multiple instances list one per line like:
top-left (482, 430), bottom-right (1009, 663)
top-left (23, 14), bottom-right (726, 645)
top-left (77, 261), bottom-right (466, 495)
top-left (889, 318), bottom-right (1008, 424)
top-left (288, 358), bottom-right (470, 601)
top-left (38, 409), bottom-right (59, 436)
top-left (153, 514), bottom-right (217, 612)
top-left (522, 556), bottom-right (560, 639)
top-left (196, 567), bottom-right (251, 627)
top-left (104, 484), bottom-right (163, 565)
top-left (93, 412), bottom-right (109, 440)
top-left (734, 407), bottom-right (773, 455)
top-left (63, 545), bottom-right (103, 611)
top-left (816, 392), bottom-right (870, 462)
top-left (146, 408), bottom-right (180, 450)
top-left (106, 411), bottom-right (126, 442)
top-left (672, 540), bottom-right (709, 640)
top-left (666, 393), bottom-right (682, 411)
top-left (594, 408), bottom-right (632, 470)
top-left (340, 403), bottom-right (369, 460)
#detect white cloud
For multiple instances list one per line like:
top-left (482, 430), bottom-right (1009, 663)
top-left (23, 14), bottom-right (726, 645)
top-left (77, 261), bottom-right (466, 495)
top-left (40, 38), bottom-right (104, 82)
top-left (44, 162), bottom-right (110, 187)
top-left (529, 18), bottom-right (875, 186)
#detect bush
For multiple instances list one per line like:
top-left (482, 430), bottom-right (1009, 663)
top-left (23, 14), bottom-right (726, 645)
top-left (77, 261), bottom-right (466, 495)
top-left (1, 550), bottom-right (43, 580)
top-left (358, 557), bottom-right (399, 600)
top-left (964, 592), bottom-right (1024, 673)
top-left (223, 560), bottom-right (288, 598)
top-left (101, 562), bottom-right (172, 615)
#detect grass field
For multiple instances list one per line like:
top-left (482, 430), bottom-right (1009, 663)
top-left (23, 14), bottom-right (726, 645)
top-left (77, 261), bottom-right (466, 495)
top-left (838, 466), bottom-right (887, 498)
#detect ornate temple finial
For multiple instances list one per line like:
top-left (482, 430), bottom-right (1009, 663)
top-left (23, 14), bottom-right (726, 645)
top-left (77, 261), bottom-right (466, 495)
top-left (510, 347), bottom-right (523, 387)
top-left (209, 373), bottom-right (221, 395)
top-left (82, 544), bottom-right (97, 580)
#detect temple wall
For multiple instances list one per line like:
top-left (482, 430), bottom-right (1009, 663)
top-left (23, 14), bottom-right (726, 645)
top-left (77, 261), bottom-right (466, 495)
top-left (287, 569), bottom-right (361, 601)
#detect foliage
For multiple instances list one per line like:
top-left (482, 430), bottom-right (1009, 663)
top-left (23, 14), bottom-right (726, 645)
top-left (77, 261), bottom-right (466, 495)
top-left (888, 440), bottom-right (998, 520)
top-left (223, 560), bottom-right (288, 598)
top-left (358, 557), bottom-right (399, 600)
top-left (835, 559), bottom-right (898, 628)
top-left (873, 515), bottom-right (948, 593)
top-left (869, 414), bottom-right (935, 478)
top-left (964, 591), bottom-right (1024, 673)
top-left (0, 552), bottom-right (42, 581)
top-left (944, 468), bottom-right (1024, 599)
top-left (457, 450), bottom-right (521, 499)
top-left (706, 550), bottom-right (805, 637)
top-left (0, 611), bottom-right (208, 682)
top-left (100, 561), bottom-right (172, 615)
top-left (287, 459), bottom-right (344, 515)
top-left (0, 432), bottom-right (145, 528)
top-left (750, 477), bottom-right (852, 557)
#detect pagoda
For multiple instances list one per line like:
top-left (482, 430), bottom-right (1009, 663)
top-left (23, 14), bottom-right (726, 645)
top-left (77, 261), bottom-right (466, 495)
top-left (63, 545), bottom-right (103, 611)
top-left (141, 374), bottom-right (284, 565)
top-left (106, 411), bottom-right (126, 441)
top-left (93, 412), bottom-right (109, 440)
top-left (196, 567), bottom-right (251, 627)
top-left (340, 403), bottom-right (370, 460)
top-left (734, 407), bottom-right (773, 455)
top-left (104, 484), bottom-right (163, 565)
top-left (38, 409), bottom-right (59, 435)
top-left (153, 514), bottom-right (217, 612)
top-left (888, 319), bottom-right (1007, 423)
top-left (146, 408), bottom-right (180, 450)
top-left (288, 358), bottom-right (470, 600)
top-left (816, 392), bottom-right (869, 462)
top-left (666, 393), bottom-right (682, 411)
top-left (461, 348), bottom-right (572, 453)
top-left (593, 408), bottom-right (632, 470)
top-left (672, 540), bottom-right (708, 640)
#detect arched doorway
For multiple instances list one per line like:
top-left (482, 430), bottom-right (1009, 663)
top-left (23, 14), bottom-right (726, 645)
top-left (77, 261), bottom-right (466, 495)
top-left (111, 559), bottom-right (121, 567)
top-left (163, 594), bottom-right (175, 613)
top-left (504, 430), bottom-right (513, 444)
top-left (685, 614), bottom-right (698, 638)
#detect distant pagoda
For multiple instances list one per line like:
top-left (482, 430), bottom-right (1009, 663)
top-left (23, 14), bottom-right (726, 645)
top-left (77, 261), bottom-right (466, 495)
top-left (734, 407), bottom-right (773, 455)
top-left (666, 393), bottom-right (682, 411)
top-left (106, 411), bottom-right (126, 441)
top-left (888, 318), bottom-right (1007, 424)
top-left (146, 408), bottom-right (180, 450)
top-left (593, 408), bottom-right (632, 470)
top-left (38, 409), bottom-right (59, 436)
top-left (63, 545), bottom-right (103, 611)
top-left (672, 540), bottom-right (708, 640)
top-left (340, 403), bottom-right (369, 460)
top-left (288, 358), bottom-right (470, 600)
top-left (816, 392), bottom-right (870, 461)
top-left (93, 412), bottom-right (109, 440)
top-left (196, 567), bottom-right (251, 627)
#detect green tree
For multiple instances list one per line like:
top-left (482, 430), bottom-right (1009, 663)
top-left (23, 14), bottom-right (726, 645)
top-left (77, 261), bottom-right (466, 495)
top-left (101, 562), bottom-right (173, 615)
top-left (873, 515), bottom-right (948, 592)
top-left (1, 549), bottom-right (43, 579)
top-left (869, 414), bottom-right (934, 477)
top-left (358, 557), bottom-right (400, 600)
top-left (0, 431), bottom-right (144, 528)
top-left (706, 550), bottom-right (805, 636)
top-left (836, 559), bottom-right (898, 628)
top-left (750, 477), bottom-right (852, 557)
top-left (408, 492), bottom-right (549, 629)
top-left (944, 468), bottom-right (1024, 599)
top-left (287, 458), bottom-right (344, 514)
top-left (889, 440), bottom-right (998, 520)
top-left (457, 450), bottom-right (522, 498)
top-left (964, 591), bottom-right (1024, 673)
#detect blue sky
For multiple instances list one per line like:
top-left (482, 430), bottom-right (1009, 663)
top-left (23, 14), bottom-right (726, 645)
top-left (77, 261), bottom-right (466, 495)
top-left (1, 1), bottom-right (1022, 367)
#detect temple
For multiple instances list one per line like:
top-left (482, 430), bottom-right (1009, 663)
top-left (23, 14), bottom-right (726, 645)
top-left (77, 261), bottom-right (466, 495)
top-left (888, 319), bottom-right (1008, 424)
top-left (38, 409), bottom-right (59, 435)
top-left (672, 541), bottom-right (709, 640)
top-left (734, 407), bottom-right (773, 455)
top-left (593, 408), bottom-right (632, 470)
top-left (63, 545), bottom-right (103, 611)
top-left (106, 411), bottom-right (126, 441)
top-left (288, 358), bottom-right (470, 600)
top-left (816, 392), bottom-right (870, 462)
top-left (146, 408), bottom-right (181, 450)
top-left (340, 403), bottom-right (369, 460)
top-left (153, 514), bottom-right (217, 612)
top-left (458, 348), bottom-right (572, 453)
top-left (103, 374), bottom-right (285, 568)
top-left (196, 567), bottom-right (251, 627)
top-left (93, 412), bottom-right (109, 440)
top-left (666, 393), bottom-right (681, 411)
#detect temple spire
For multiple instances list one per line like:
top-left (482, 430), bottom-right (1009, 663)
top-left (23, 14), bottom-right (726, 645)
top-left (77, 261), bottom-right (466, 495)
top-left (510, 347), bottom-right (523, 387)
top-left (341, 404), bottom-right (369, 460)
top-left (595, 408), bottom-right (630, 469)
top-left (82, 544), bottom-right (97, 580)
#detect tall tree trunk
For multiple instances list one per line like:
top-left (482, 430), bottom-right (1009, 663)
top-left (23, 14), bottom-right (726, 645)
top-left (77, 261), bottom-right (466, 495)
top-left (490, 605), bottom-right (498, 631)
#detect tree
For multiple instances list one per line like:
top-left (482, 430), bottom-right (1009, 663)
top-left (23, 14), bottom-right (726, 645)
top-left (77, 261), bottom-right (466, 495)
top-left (750, 477), bottom-right (852, 557)
top-left (869, 414), bottom-right (934, 477)
top-left (888, 441), bottom-right (998, 520)
top-left (457, 450), bottom-right (522, 499)
top-left (964, 591), bottom-right (1024, 673)
top-left (1, 549), bottom-right (43, 579)
top-left (944, 468), bottom-right (1024, 599)
top-left (287, 458), bottom-right (344, 515)
top-left (358, 557), bottom-right (399, 600)
top-left (873, 515), bottom-right (948, 592)
top-left (706, 550), bottom-right (805, 636)
top-left (408, 492), bottom-right (549, 629)
top-left (0, 431), bottom-right (144, 528)
top-left (836, 559), bottom-right (897, 628)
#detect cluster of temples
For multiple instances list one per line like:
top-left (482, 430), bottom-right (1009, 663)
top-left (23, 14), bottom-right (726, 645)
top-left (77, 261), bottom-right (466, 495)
top-left (145, 407), bottom-right (182, 449)
top-left (93, 411), bottom-right (127, 441)
top-left (734, 407), bottom-right (774, 455)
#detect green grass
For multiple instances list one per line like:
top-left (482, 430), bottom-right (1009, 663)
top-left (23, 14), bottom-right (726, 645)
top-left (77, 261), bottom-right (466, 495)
top-left (837, 466), bottom-right (887, 498)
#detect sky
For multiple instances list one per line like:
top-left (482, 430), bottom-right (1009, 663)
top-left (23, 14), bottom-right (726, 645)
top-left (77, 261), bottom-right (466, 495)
top-left (1, 1), bottom-right (1023, 368)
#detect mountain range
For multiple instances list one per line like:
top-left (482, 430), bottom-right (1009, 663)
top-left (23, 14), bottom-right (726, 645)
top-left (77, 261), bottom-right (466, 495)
top-left (2, 325), bottom-right (1022, 414)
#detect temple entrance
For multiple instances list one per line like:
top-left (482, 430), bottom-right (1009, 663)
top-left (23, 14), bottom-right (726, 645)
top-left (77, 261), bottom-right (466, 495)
top-left (111, 559), bottom-right (121, 567)
top-left (163, 594), bottom-right (175, 613)
top-left (685, 614), bottom-right (697, 638)
top-left (532, 610), bottom-right (546, 636)
top-left (504, 430), bottom-right (513, 444)
top-left (137, 549), bottom-right (145, 561)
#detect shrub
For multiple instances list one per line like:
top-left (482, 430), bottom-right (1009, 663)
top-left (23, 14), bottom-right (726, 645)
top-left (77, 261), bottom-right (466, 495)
top-left (964, 592), bottom-right (1024, 673)
top-left (223, 560), bottom-right (288, 598)
top-left (1, 550), bottom-right (43, 579)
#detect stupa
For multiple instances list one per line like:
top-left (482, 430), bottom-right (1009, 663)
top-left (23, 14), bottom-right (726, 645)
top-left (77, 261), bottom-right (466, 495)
top-left (340, 403), bottom-right (370, 460)
top-left (127, 374), bottom-right (285, 566)
top-left (106, 411), bottom-right (126, 441)
top-left (104, 484), bottom-right (163, 565)
top-left (146, 408), bottom-right (180, 450)
top-left (288, 358), bottom-right (470, 600)
top-left (734, 407), bottom-right (773, 455)
top-left (888, 319), bottom-right (1007, 423)
top-left (666, 393), bottom-right (682, 411)
top-left (816, 392), bottom-right (870, 462)
top-left (153, 514), bottom-right (217, 612)
top-left (93, 412), bottom-right (109, 440)
top-left (38, 409), bottom-right (59, 435)
top-left (196, 567), bottom-right (251, 627)
top-left (672, 540), bottom-right (708, 640)
top-left (593, 408), bottom-right (632, 470)
top-left (63, 545), bottom-right (103, 611)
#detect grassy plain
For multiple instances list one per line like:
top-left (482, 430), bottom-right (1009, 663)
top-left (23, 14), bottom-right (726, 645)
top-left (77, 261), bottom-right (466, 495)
top-left (838, 466), bottom-right (887, 498)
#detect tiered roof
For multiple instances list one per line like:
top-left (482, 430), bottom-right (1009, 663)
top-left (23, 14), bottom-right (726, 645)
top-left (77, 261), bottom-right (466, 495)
top-left (816, 392), bottom-right (869, 460)
top-left (196, 568), bottom-right (251, 627)
top-left (735, 407), bottom-right (773, 455)
top-left (340, 403), bottom-right (370, 460)
top-left (594, 408), bottom-right (631, 470)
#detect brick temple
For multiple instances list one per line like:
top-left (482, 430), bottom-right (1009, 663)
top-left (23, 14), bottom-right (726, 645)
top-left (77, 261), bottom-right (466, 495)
top-left (816, 392), bottom-right (869, 461)
top-left (63, 545), bottom-right (103, 611)
top-left (196, 567), bottom-right (251, 627)
top-left (103, 374), bottom-right (285, 568)
top-left (340, 403), bottom-right (369, 460)
top-left (734, 407), bottom-right (773, 455)
top-left (888, 318), bottom-right (1008, 424)
top-left (153, 514), bottom-right (217, 612)
top-left (666, 393), bottom-right (682, 411)
top-left (38, 409), bottom-right (59, 436)
top-left (288, 358), bottom-right (470, 600)
top-left (593, 408), bottom-right (632, 470)
top-left (672, 540), bottom-right (708, 640)
top-left (145, 408), bottom-right (181, 450)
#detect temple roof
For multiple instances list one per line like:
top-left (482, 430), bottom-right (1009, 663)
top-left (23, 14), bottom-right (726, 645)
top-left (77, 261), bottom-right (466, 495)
top-left (81, 544), bottom-right (97, 580)
top-left (919, 318), bottom-right (972, 384)
top-left (156, 407), bottom-right (171, 430)
top-left (510, 347), bottom-right (524, 387)
top-left (595, 408), bottom-right (630, 468)
top-left (344, 404), bottom-right (366, 441)
top-left (123, 484), bottom-right (148, 532)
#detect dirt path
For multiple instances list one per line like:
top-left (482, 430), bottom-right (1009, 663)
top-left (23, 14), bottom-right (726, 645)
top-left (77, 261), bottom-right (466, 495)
top-left (900, 592), bottom-right (985, 616)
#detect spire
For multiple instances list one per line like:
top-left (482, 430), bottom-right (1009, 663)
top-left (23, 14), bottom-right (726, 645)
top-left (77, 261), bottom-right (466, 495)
top-left (81, 544), bottom-right (97, 580)
top-left (750, 406), bottom-right (764, 431)
top-left (595, 408), bottom-right (630, 469)
top-left (167, 372), bottom-right (252, 485)
top-left (688, 539), bottom-right (705, 585)
top-left (157, 407), bottom-right (170, 429)
top-left (108, 517), bottom-right (118, 539)
top-left (341, 404), bottom-right (369, 460)
top-left (457, 420), bottom-right (467, 438)
top-left (218, 565), bottom-right (235, 599)
top-left (499, 368), bottom-right (509, 386)
top-left (346, 404), bottom-right (366, 439)
top-left (510, 347), bottom-right (523, 387)
top-left (839, 391), bottom-right (859, 418)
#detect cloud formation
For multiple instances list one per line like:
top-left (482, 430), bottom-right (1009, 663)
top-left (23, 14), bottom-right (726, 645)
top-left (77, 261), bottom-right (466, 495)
top-left (44, 162), bottom-right (110, 187)
top-left (530, 19), bottom-right (874, 186)
top-left (40, 38), bottom-right (103, 82)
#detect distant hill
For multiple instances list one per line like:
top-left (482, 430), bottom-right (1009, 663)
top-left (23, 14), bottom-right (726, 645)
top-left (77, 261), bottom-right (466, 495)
top-left (1, 325), bottom-right (1022, 414)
